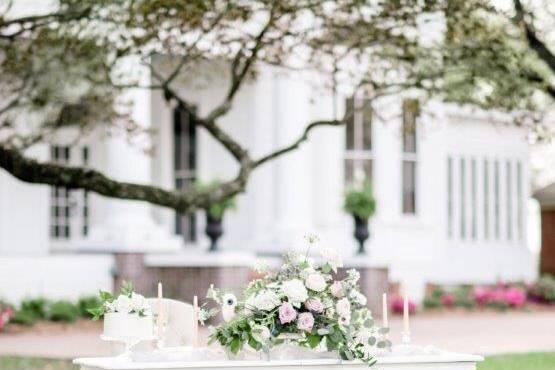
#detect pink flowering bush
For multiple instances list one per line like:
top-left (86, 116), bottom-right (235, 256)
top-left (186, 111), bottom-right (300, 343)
top-left (0, 302), bottom-right (14, 331)
top-left (390, 295), bottom-right (416, 314)
top-left (424, 284), bottom-right (528, 311)
top-left (473, 285), bottom-right (526, 309)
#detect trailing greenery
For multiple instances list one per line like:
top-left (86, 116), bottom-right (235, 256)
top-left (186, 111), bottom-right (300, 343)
top-left (344, 181), bottom-right (376, 220)
top-left (48, 301), bottom-right (79, 323)
top-left (422, 287), bottom-right (444, 309)
top-left (196, 181), bottom-right (237, 219)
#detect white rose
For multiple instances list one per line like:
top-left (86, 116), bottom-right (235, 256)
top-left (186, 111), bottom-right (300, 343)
top-left (350, 291), bottom-right (367, 306)
top-left (131, 292), bottom-right (147, 311)
top-left (115, 295), bottom-right (133, 314)
top-left (281, 279), bottom-right (308, 306)
top-left (305, 273), bottom-right (327, 292)
top-left (336, 298), bottom-right (351, 319)
top-left (254, 290), bottom-right (281, 311)
top-left (251, 324), bottom-right (271, 343)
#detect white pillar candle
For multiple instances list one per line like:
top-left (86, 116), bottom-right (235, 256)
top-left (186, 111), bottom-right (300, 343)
top-left (192, 295), bottom-right (199, 348)
top-left (403, 294), bottom-right (410, 333)
top-left (157, 282), bottom-right (164, 335)
top-left (382, 293), bottom-right (388, 328)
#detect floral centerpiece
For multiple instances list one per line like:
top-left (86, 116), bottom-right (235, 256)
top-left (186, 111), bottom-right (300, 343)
top-left (88, 281), bottom-right (151, 320)
top-left (0, 301), bottom-right (13, 331)
top-left (207, 236), bottom-right (390, 366)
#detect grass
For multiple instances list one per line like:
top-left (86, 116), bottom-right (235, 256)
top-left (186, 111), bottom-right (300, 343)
top-left (478, 352), bottom-right (555, 370)
top-left (0, 352), bottom-right (554, 370)
top-left (0, 356), bottom-right (77, 370)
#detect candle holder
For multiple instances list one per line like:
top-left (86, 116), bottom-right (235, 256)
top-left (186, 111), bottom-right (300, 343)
top-left (155, 313), bottom-right (168, 349)
top-left (401, 331), bottom-right (411, 345)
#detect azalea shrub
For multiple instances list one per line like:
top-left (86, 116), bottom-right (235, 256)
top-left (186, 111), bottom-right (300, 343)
top-left (207, 237), bottom-right (390, 365)
top-left (390, 295), bottom-right (417, 314)
top-left (423, 284), bottom-right (527, 311)
top-left (0, 301), bottom-right (13, 331)
top-left (528, 275), bottom-right (555, 304)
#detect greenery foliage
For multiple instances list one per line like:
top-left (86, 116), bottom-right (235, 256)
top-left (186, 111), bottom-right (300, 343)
top-left (344, 182), bottom-right (376, 220)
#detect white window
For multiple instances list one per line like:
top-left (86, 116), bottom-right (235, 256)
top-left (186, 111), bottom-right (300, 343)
top-left (506, 161), bottom-right (513, 240)
top-left (494, 160), bottom-right (500, 240)
top-left (460, 157), bottom-right (466, 239)
top-left (402, 99), bottom-right (418, 214)
top-left (174, 107), bottom-right (197, 242)
top-left (50, 146), bottom-right (90, 241)
top-left (447, 157), bottom-right (453, 238)
top-left (471, 158), bottom-right (477, 240)
top-left (483, 158), bottom-right (490, 240)
top-left (344, 98), bottom-right (373, 184)
top-left (517, 161), bottom-right (523, 240)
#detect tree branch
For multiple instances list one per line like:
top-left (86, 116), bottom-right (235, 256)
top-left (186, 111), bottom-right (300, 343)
top-left (0, 145), bottom-right (247, 214)
top-left (513, 0), bottom-right (555, 72)
top-left (253, 119), bottom-right (344, 168)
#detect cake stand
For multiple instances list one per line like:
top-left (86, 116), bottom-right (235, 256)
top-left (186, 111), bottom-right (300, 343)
top-left (100, 334), bottom-right (157, 360)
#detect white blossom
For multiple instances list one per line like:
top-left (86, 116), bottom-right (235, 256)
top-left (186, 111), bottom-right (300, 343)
top-left (305, 273), bottom-right (327, 292)
top-left (319, 247), bottom-right (343, 272)
top-left (336, 297), bottom-right (351, 319)
top-left (114, 295), bottom-right (133, 314)
top-left (253, 290), bottom-right (281, 311)
top-left (281, 279), bottom-right (308, 306)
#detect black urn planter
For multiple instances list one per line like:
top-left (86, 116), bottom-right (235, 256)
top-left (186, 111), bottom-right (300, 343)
top-left (205, 215), bottom-right (223, 252)
top-left (353, 215), bottom-right (370, 255)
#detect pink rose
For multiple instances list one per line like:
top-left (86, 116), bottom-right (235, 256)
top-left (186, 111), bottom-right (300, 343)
top-left (297, 312), bottom-right (314, 331)
top-left (279, 302), bottom-right (297, 324)
top-left (305, 298), bottom-right (324, 313)
top-left (330, 281), bottom-right (343, 297)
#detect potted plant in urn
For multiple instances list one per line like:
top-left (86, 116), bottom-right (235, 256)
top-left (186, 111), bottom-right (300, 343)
top-left (344, 181), bottom-right (376, 254)
top-left (196, 181), bottom-right (236, 252)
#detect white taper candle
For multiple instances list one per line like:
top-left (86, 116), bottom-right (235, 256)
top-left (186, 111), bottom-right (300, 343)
top-left (382, 293), bottom-right (388, 328)
top-left (157, 282), bottom-right (163, 334)
top-left (192, 295), bottom-right (199, 348)
top-left (403, 294), bottom-right (410, 334)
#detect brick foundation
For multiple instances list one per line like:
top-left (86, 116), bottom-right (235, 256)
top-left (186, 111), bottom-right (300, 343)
top-left (113, 253), bottom-right (389, 317)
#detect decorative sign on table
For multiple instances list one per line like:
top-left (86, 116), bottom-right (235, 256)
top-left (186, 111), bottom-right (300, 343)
top-left (79, 234), bottom-right (483, 370)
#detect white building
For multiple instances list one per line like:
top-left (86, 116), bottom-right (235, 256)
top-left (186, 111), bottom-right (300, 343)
top-left (0, 59), bottom-right (539, 302)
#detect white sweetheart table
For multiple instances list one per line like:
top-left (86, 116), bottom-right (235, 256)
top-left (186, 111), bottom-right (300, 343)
top-left (74, 352), bottom-right (484, 370)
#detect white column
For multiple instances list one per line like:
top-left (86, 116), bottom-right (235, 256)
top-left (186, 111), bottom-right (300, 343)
top-left (82, 59), bottom-right (182, 252)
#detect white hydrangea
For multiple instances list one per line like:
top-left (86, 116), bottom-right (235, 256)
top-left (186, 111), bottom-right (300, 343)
top-left (281, 279), bottom-right (308, 306)
top-left (253, 290), bottom-right (281, 311)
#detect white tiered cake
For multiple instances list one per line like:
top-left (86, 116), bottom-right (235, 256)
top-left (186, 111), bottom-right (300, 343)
top-left (103, 312), bottom-right (154, 339)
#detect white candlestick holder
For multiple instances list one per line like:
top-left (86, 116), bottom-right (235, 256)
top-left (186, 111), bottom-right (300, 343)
top-left (401, 331), bottom-right (411, 344)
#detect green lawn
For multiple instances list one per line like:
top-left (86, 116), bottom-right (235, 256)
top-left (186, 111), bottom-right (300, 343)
top-left (0, 353), bottom-right (554, 370)
top-left (478, 352), bottom-right (555, 370)
top-left (0, 356), bottom-right (77, 370)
